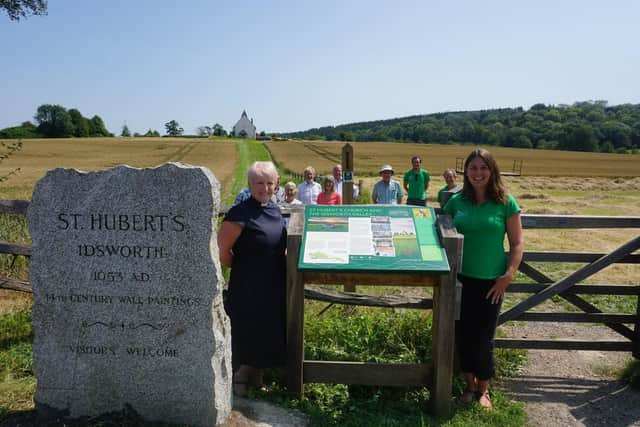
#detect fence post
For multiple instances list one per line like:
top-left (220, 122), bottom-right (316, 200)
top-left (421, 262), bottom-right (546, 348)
top-left (634, 294), bottom-right (640, 359)
top-left (341, 143), bottom-right (354, 205)
top-left (342, 143), bottom-right (356, 292)
top-left (286, 209), bottom-right (305, 397)
top-left (431, 214), bottom-right (463, 417)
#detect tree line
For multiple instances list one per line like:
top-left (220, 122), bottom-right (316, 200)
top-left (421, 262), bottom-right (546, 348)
top-left (0, 105), bottom-right (210, 139)
top-left (282, 100), bottom-right (640, 153)
top-left (0, 105), bottom-right (111, 139)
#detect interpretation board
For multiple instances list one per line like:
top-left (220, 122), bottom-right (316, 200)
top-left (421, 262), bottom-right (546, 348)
top-left (298, 205), bottom-right (449, 272)
top-left (28, 163), bottom-right (231, 426)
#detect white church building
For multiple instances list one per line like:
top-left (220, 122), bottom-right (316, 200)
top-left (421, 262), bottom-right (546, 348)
top-left (233, 110), bottom-right (256, 138)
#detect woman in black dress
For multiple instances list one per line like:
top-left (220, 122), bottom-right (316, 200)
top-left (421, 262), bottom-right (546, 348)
top-left (218, 161), bottom-right (287, 396)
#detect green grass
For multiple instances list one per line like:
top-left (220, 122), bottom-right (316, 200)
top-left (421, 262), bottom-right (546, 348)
top-left (304, 306), bottom-right (432, 363)
top-left (228, 139), bottom-right (272, 204)
top-left (618, 359), bottom-right (640, 390)
top-left (252, 303), bottom-right (526, 426)
top-left (0, 309), bottom-right (35, 413)
top-left (0, 214), bottom-right (30, 281)
top-left (0, 310), bottom-right (33, 378)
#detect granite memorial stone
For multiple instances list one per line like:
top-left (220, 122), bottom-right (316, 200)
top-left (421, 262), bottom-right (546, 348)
top-left (28, 163), bottom-right (232, 426)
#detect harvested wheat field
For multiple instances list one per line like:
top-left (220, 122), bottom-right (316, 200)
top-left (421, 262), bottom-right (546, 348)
top-left (266, 139), bottom-right (639, 177)
top-left (0, 137), bottom-right (237, 200)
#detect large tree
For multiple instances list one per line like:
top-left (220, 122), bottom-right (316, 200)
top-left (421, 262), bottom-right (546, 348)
top-left (559, 123), bottom-right (599, 152)
top-left (1, 0), bottom-right (47, 20)
top-left (68, 108), bottom-right (89, 137)
top-left (88, 115), bottom-right (110, 137)
top-left (34, 104), bottom-right (75, 138)
top-left (164, 120), bottom-right (184, 136)
top-left (213, 123), bottom-right (226, 137)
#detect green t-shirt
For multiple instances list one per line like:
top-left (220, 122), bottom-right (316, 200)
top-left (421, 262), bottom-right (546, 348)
top-left (403, 169), bottom-right (430, 200)
top-left (443, 192), bottom-right (521, 279)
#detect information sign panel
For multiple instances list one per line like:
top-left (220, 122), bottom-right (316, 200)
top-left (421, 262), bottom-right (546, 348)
top-left (298, 205), bottom-right (449, 272)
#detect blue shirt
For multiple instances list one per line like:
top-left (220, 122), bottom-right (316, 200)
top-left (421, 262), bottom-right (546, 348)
top-left (372, 180), bottom-right (403, 204)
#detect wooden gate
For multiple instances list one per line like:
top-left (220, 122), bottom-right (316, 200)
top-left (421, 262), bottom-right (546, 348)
top-left (496, 215), bottom-right (640, 357)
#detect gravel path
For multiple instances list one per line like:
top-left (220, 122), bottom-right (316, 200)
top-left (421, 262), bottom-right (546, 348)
top-left (502, 319), bottom-right (640, 426)
top-left (224, 397), bottom-right (308, 427)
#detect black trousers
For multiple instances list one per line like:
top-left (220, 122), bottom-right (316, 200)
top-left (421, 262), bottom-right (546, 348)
top-left (406, 198), bottom-right (426, 206)
top-left (457, 274), bottom-right (502, 381)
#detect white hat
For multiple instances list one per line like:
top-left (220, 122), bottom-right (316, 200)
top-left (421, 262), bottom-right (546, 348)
top-left (379, 164), bottom-right (394, 174)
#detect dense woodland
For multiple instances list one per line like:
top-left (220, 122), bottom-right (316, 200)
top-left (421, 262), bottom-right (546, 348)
top-left (283, 101), bottom-right (640, 153)
top-left (3, 101), bottom-right (640, 154)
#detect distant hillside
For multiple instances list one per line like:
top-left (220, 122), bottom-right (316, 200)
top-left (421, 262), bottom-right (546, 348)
top-left (281, 101), bottom-right (640, 154)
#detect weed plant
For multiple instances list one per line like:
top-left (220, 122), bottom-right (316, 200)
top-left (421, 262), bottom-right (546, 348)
top-left (257, 303), bottom-right (526, 426)
top-left (0, 214), bottom-right (30, 280)
top-left (0, 309), bottom-right (34, 414)
top-left (618, 359), bottom-right (640, 390)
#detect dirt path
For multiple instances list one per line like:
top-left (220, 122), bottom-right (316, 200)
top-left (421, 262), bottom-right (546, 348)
top-left (502, 320), bottom-right (640, 426)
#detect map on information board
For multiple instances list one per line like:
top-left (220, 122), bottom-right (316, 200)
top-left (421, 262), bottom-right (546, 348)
top-left (298, 205), bottom-right (449, 272)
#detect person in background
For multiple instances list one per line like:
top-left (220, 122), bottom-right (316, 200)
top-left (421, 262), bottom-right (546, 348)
top-left (282, 181), bottom-right (303, 206)
top-left (218, 161), bottom-right (287, 397)
top-left (403, 156), bottom-right (430, 206)
top-left (234, 175), bottom-right (285, 206)
top-left (332, 164), bottom-right (359, 201)
top-left (438, 168), bottom-right (460, 207)
top-left (443, 148), bottom-right (523, 410)
top-left (372, 164), bottom-right (403, 204)
top-left (297, 166), bottom-right (321, 205)
top-left (317, 176), bottom-right (342, 205)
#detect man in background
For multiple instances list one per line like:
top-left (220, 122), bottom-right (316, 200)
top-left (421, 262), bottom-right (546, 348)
top-left (297, 166), bottom-right (321, 205)
top-left (332, 164), bottom-right (359, 202)
top-left (372, 165), bottom-right (403, 204)
top-left (403, 156), bottom-right (430, 206)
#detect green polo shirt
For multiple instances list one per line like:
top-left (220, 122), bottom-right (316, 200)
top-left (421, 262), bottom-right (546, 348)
top-left (443, 193), bottom-right (521, 279)
top-left (403, 169), bottom-right (430, 200)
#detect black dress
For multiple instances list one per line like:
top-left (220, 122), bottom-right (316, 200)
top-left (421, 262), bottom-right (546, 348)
top-left (224, 197), bottom-right (287, 368)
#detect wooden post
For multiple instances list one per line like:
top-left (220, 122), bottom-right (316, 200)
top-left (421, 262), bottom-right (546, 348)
top-left (430, 214), bottom-right (463, 417)
top-left (634, 294), bottom-right (640, 360)
top-left (286, 210), bottom-right (305, 397)
top-left (341, 143), bottom-right (354, 205)
top-left (342, 143), bottom-right (356, 292)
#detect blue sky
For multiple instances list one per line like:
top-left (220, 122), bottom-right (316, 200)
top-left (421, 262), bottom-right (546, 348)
top-left (2, 0), bottom-right (639, 135)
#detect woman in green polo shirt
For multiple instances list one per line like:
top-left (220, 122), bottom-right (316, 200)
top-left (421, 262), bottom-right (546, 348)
top-left (443, 148), bottom-right (524, 410)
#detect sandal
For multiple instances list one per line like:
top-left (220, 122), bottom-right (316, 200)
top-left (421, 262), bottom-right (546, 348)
top-left (254, 384), bottom-right (272, 393)
top-left (457, 389), bottom-right (476, 404)
top-left (478, 391), bottom-right (492, 410)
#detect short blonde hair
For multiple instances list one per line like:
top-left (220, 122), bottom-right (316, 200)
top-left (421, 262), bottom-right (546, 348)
top-left (284, 181), bottom-right (297, 194)
top-left (303, 166), bottom-right (316, 176)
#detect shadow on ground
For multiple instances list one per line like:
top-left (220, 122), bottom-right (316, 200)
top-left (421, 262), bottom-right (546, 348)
top-left (1, 398), bottom-right (308, 427)
top-left (507, 374), bottom-right (640, 426)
